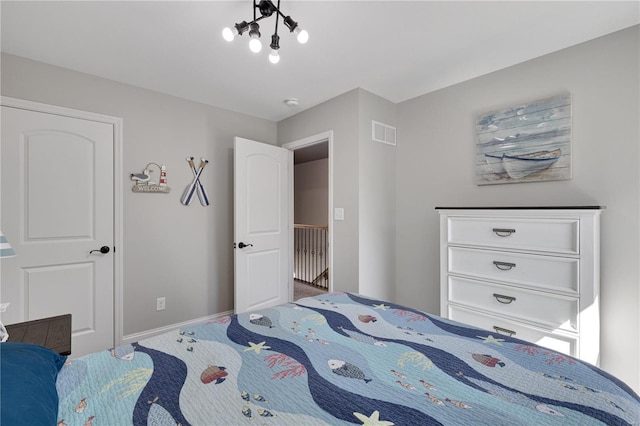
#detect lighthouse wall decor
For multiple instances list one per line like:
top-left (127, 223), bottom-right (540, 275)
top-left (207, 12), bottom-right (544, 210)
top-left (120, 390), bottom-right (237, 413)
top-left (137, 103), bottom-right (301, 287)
top-left (130, 162), bottom-right (171, 193)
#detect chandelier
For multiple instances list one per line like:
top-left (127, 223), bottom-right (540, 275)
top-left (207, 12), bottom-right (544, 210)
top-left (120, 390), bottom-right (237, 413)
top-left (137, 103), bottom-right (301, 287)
top-left (222, 0), bottom-right (309, 64)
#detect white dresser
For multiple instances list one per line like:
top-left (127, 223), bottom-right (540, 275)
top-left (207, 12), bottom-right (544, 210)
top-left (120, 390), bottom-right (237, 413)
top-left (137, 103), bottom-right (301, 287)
top-left (437, 207), bottom-right (602, 365)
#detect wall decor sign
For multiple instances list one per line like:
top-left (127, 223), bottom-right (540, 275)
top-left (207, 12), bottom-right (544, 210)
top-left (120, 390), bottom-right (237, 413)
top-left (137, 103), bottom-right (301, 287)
top-left (130, 163), bottom-right (170, 193)
top-left (475, 92), bottom-right (571, 185)
top-left (181, 157), bottom-right (210, 206)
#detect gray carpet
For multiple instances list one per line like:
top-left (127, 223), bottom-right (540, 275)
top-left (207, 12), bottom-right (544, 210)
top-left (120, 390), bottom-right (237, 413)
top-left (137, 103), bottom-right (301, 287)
top-left (294, 279), bottom-right (328, 300)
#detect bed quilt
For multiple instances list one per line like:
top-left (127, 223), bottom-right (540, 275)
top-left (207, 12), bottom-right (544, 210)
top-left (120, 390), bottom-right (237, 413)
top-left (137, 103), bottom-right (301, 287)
top-left (57, 293), bottom-right (639, 425)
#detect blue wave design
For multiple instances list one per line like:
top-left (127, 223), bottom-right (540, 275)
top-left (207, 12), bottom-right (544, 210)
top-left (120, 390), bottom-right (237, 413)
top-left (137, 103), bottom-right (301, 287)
top-left (309, 301), bottom-right (632, 425)
top-left (306, 303), bottom-right (495, 392)
top-left (133, 344), bottom-right (190, 426)
top-left (419, 313), bottom-right (632, 424)
top-left (427, 314), bottom-right (519, 341)
top-left (226, 316), bottom-right (440, 426)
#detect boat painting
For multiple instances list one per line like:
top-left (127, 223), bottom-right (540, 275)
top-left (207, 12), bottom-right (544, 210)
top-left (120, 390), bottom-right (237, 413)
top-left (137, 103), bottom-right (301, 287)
top-left (485, 148), bottom-right (562, 179)
top-left (476, 93), bottom-right (571, 185)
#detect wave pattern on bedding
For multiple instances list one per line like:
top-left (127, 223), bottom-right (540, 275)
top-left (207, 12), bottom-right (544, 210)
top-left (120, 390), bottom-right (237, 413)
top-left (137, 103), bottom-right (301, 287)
top-left (56, 292), bottom-right (640, 425)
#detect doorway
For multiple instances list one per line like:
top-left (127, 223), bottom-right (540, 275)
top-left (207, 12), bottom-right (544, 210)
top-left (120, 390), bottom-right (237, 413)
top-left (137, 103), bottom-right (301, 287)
top-left (283, 132), bottom-right (333, 301)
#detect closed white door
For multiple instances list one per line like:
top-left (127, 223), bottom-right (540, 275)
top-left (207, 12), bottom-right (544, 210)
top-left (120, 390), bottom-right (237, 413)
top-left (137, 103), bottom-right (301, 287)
top-left (234, 137), bottom-right (291, 314)
top-left (1, 105), bottom-right (115, 356)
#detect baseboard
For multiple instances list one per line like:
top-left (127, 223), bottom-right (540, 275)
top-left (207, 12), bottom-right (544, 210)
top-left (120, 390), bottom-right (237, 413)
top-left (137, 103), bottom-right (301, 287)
top-left (121, 310), bottom-right (234, 345)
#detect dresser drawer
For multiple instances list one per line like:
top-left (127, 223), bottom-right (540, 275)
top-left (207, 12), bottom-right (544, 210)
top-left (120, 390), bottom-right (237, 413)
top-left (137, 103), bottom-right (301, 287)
top-left (448, 276), bottom-right (578, 332)
top-left (447, 217), bottom-right (579, 254)
top-left (448, 246), bottom-right (578, 293)
top-left (439, 208), bottom-right (601, 365)
top-left (448, 305), bottom-right (577, 357)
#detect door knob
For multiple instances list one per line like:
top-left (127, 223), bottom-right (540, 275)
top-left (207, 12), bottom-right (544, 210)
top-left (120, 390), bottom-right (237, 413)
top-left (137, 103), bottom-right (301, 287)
top-left (238, 242), bottom-right (253, 249)
top-left (90, 246), bottom-right (111, 254)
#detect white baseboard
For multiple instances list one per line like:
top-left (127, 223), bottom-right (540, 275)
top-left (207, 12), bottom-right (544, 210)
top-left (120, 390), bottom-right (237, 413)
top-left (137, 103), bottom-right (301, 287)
top-left (120, 310), bottom-right (234, 345)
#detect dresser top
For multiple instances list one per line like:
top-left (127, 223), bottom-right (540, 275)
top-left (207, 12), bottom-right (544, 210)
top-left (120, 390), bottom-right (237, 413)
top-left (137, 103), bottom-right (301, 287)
top-left (435, 206), bottom-right (604, 210)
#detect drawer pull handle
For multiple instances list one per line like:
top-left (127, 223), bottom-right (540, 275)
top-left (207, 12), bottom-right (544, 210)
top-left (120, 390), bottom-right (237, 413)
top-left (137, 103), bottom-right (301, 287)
top-left (493, 326), bottom-right (516, 337)
top-left (493, 228), bottom-right (516, 237)
top-left (493, 293), bottom-right (516, 304)
top-left (493, 261), bottom-right (516, 271)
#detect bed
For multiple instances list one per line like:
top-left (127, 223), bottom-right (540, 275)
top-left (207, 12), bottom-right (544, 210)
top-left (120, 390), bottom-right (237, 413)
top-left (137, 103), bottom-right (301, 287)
top-left (2, 292), bottom-right (639, 425)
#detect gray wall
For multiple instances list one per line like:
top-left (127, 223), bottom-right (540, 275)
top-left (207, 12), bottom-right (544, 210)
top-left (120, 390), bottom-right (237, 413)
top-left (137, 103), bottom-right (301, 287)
top-left (279, 88), bottom-right (398, 300)
top-left (1, 53), bottom-right (277, 336)
top-left (278, 89), bottom-right (361, 294)
top-left (294, 159), bottom-right (328, 226)
top-left (358, 90), bottom-right (397, 300)
top-left (395, 26), bottom-right (639, 391)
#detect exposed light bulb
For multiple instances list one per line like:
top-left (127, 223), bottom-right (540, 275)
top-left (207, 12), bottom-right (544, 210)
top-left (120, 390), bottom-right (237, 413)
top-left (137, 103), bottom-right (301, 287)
top-left (294, 27), bottom-right (309, 44)
top-left (222, 27), bottom-right (237, 42)
top-left (248, 22), bottom-right (262, 53)
top-left (249, 37), bottom-right (262, 53)
top-left (269, 49), bottom-right (280, 64)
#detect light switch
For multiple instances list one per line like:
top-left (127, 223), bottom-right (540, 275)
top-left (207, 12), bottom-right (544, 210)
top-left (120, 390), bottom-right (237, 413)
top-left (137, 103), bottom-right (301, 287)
top-left (334, 208), bottom-right (344, 221)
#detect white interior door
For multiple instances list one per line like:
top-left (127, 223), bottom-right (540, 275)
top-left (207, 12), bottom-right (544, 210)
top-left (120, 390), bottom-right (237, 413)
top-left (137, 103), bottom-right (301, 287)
top-left (1, 105), bottom-right (115, 356)
top-left (234, 137), bottom-right (291, 314)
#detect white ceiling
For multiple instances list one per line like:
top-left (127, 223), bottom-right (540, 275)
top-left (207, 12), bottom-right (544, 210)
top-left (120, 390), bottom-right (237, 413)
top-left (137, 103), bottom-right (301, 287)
top-left (2, 1), bottom-right (638, 122)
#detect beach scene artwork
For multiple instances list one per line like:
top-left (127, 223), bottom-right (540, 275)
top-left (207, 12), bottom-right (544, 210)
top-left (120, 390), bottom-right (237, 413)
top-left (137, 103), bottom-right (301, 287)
top-left (476, 92), bottom-right (571, 185)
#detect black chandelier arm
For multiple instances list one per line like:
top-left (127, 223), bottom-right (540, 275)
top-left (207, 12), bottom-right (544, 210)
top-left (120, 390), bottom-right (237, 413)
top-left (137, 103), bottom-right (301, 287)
top-left (273, 0), bottom-right (280, 35)
top-left (246, 15), bottom-right (268, 25)
top-left (272, 8), bottom-right (300, 33)
top-left (234, 14), bottom-right (268, 36)
top-left (255, 0), bottom-right (299, 32)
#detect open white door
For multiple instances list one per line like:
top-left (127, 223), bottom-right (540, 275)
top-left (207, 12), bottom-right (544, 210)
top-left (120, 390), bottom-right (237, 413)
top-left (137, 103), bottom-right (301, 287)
top-left (234, 137), bottom-right (291, 314)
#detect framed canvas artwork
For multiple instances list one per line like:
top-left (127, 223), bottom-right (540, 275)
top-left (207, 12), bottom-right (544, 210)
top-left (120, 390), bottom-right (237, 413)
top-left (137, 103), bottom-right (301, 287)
top-left (475, 92), bottom-right (571, 185)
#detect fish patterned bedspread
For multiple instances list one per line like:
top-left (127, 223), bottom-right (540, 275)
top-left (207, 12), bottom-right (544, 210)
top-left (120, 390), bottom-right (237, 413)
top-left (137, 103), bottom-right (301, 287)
top-left (56, 293), bottom-right (639, 425)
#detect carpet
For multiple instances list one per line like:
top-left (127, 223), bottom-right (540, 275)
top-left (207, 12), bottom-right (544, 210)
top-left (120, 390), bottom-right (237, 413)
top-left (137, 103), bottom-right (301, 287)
top-left (294, 279), bottom-right (327, 300)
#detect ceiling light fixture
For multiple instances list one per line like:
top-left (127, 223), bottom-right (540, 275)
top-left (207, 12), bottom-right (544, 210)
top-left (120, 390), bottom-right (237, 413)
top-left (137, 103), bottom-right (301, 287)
top-left (223, 0), bottom-right (308, 64)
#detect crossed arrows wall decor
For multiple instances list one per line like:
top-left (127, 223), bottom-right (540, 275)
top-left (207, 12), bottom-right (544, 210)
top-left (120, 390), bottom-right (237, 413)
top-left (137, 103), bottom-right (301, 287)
top-left (181, 157), bottom-right (210, 206)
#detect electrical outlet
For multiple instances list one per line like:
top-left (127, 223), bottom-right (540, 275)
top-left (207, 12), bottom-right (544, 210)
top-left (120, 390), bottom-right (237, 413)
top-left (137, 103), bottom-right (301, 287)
top-left (156, 297), bottom-right (166, 311)
top-left (0, 302), bottom-right (10, 312)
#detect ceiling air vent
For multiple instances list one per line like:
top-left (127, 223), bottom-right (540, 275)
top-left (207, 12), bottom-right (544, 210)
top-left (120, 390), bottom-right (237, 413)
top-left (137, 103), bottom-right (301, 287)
top-left (372, 120), bottom-right (396, 146)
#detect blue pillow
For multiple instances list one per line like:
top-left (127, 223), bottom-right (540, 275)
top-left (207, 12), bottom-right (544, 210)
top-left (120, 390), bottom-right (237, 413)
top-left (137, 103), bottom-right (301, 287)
top-left (1, 342), bottom-right (67, 425)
